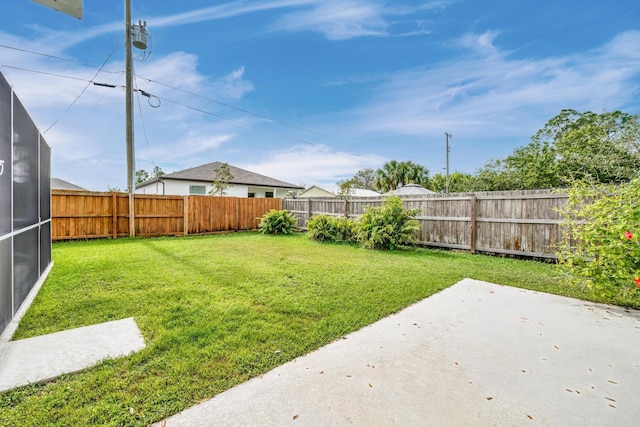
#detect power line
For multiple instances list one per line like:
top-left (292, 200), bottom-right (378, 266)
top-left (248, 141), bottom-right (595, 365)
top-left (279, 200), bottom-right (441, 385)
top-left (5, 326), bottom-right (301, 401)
top-left (43, 40), bottom-right (122, 134)
top-left (136, 75), bottom-right (334, 140)
top-left (134, 72), bottom-right (157, 171)
top-left (0, 57), bottom-right (442, 168)
top-left (0, 43), bottom-right (121, 74)
top-left (0, 64), bottom-right (93, 82)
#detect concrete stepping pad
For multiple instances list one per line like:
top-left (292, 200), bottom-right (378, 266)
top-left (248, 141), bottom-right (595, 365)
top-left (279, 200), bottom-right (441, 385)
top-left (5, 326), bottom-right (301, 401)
top-left (0, 317), bottom-right (145, 392)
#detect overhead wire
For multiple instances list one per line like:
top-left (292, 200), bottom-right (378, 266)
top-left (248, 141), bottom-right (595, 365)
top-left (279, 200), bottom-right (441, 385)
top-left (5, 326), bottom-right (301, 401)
top-left (136, 75), bottom-right (333, 140)
top-left (0, 42), bottom-right (444, 169)
top-left (0, 64), bottom-right (93, 82)
top-left (43, 40), bottom-right (122, 134)
top-left (0, 43), bottom-right (122, 74)
top-left (133, 71), bottom-right (157, 171)
top-left (155, 94), bottom-right (388, 164)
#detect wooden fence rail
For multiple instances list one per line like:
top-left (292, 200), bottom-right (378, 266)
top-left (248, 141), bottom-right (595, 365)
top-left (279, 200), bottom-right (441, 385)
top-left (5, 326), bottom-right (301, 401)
top-left (51, 190), bottom-right (281, 241)
top-left (283, 189), bottom-right (568, 259)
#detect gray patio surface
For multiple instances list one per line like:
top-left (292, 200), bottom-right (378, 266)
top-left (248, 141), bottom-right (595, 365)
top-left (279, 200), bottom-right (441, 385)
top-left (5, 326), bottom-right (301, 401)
top-left (155, 278), bottom-right (640, 427)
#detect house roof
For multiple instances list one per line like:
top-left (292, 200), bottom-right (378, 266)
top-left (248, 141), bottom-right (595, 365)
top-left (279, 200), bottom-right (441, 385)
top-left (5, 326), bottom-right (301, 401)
top-left (298, 185), bottom-right (335, 197)
top-left (386, 184), bottom-right (436, 196)
top-left (137, 162), bottom-right (303, 189)
top-left (350, 188), bottom-right (380, 197)
top-left (51, 177), bottom-right (86, 191)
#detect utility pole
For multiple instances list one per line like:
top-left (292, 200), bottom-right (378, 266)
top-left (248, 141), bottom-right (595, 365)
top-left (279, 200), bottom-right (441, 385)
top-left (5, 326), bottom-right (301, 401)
top-left (125, 0), bottom-right (135, 236)
top-left (445, 132), bottom-right (452, 193)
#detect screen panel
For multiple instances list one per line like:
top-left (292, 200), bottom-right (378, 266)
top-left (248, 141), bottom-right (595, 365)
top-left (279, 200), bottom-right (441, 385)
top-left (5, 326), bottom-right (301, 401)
top-left (40, 222), bottom-right (51, 275)
top-left (40, 137), bottom-right (51, 220)
top-left (12, 94), bottom-right (39, 230)
top-left (13, 227), bottom-right (39, 313)
top-left (0, 75), bottom-right (11, 235)
top-left (0, 238), bottom-right (11, 333)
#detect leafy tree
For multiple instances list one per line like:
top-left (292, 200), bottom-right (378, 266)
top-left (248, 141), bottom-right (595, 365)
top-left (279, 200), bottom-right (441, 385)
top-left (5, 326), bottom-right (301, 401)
top-left (352, 168), bottom-right (376, 190)
top-left (429, 172), bottom-right (477, 193)
top-left (136, 166), bottom-right (165, 184)
top-left (210, 163), bottom-right (234, 196)
top-left (536, 109), bottom-right (640, 185)
top-left (337, 168), bottom-right (377, 195)
top-left (472, 109), bottom-right (640, 191)
top-left (135, 169), bottom-right (149, 184)
top-left (374, 161), bottom-right (430, 192)
top-left (152, 166), bottom-right (165, 178)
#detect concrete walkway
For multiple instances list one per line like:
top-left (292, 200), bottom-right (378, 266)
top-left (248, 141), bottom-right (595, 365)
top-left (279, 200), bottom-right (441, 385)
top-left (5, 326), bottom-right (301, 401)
top-left (155, 279), bottom-right (640, 427)
top-left (0, 317), bottom-right (145, 392)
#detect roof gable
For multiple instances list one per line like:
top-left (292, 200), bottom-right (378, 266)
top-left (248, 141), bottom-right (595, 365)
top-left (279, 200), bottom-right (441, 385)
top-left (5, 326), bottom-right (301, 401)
top-left (143, 162), bottom-right (303, 189)
top-left (51, 177), bottom-right (86, 191)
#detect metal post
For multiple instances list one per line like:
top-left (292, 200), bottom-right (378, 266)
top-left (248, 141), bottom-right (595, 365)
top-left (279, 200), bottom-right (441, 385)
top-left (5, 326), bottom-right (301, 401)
top-left (125, 0), bottom-right (136, 236)
top-left (445, 132), bottom-right (452, 193)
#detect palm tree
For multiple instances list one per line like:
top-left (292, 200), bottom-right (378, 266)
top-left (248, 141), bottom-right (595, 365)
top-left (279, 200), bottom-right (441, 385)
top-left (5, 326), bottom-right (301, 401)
top-left (374, 160), bottom-right (430, 192)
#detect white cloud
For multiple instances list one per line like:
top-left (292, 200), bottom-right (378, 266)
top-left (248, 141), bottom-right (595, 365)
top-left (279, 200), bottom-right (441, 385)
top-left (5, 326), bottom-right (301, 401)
top-left (211, 66), bottom-right (254, 100)
top-left (273, 1), bottom-right (388, 40)
top-left (272, 0), bottom-right (442, 40)
top-left (242, 144), bottom-right (383, 186)
top-left (0, 28), bottom-right (258, 190)
top-left (347, 30), bottom-right (640, 142)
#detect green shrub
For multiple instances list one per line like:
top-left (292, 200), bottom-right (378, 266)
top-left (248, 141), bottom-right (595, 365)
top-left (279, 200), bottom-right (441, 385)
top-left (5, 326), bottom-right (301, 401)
top-left (334, 217), bottom-right (359, 243)
top-left (258, 209), bottom-right (298, 235)
top-left (357, 196), bottom-right (420, 250)
top-left (307, 215), bottom-right (358, 243)
top-left (307, 214), bottom-right (339, 242)
top-left (557, 179), bottom-right (640, 297)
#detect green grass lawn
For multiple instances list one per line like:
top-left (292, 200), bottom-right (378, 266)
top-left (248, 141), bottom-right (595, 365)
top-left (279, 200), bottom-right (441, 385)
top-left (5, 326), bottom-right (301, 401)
top-left (1, 232), bottom-right (637, 426)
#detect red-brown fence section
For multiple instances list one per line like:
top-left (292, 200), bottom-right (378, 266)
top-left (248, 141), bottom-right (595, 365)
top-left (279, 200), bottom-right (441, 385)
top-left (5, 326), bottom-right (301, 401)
top-left (51, 190), bottom-right (281, 241)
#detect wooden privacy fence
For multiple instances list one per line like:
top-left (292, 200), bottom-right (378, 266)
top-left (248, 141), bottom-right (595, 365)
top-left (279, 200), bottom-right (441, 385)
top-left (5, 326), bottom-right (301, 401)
top-left (52, 190), bottom-right (281, 241)
top-left (283, 189), bottom-right (568, 259)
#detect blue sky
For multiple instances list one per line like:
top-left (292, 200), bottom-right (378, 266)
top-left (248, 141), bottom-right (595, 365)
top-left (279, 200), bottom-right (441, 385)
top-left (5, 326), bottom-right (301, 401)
top-left (1, 0), bottom-right (639, 191)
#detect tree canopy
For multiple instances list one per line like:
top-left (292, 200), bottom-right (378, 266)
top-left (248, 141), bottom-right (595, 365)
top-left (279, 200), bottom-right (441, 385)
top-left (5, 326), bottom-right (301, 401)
top-left (135, 166), bottom-right (165, 184)
top-left (473, 109), bottom-right (640, 190)
top-left (210, 162), bottom-right (234, 196)
top-left (374, 160), bottom-right (430, 193)
top-left (337, 168), bottom-right (376, 195)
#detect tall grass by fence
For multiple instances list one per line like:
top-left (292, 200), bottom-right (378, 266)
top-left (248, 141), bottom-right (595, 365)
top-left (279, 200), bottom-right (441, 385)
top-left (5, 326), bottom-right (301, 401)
top-left (51, 190), bottom-right (281, 241)
top-left (283, 189), bottom-right (568, 259)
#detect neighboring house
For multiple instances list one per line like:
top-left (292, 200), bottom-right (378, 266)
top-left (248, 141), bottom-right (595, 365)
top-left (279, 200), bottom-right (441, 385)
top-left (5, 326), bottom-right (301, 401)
top-left (51, 178), bottom-right (87, 191)
top-left (386, 184), bottom-right (436, 196)
top-left (136, 162), bottom-right (303, 198)
top-left (297, 185), bottom-right (336, 198)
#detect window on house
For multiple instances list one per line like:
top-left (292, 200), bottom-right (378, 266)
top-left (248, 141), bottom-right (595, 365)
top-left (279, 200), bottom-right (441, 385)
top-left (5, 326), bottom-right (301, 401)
top-left (265, 191), bottom-right (274, 198)
top-left (248, 193), bottom-right (255, 198)
top-left (189, 185), bottom-right (206, 195)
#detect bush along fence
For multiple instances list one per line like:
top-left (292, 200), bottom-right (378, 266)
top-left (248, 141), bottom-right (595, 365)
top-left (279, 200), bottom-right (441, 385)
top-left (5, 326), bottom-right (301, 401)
top-left (283, 189), bottom-right (568, 259)
top-left (51, 190), bottom-right (281, 241)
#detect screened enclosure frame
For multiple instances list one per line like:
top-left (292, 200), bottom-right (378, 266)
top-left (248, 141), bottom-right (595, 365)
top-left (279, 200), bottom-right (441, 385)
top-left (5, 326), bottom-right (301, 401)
top-left (0, 72), bottom-right (52, 338)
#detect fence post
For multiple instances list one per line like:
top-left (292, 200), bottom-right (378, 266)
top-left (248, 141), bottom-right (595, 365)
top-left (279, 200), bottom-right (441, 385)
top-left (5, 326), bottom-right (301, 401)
top-left (128, 193), bottom-right (136, 237)
top-left (469, 195), bottom-right (477, 254)
top-left (183, 195), bottom-right (189, 236)
top-left (112, 192), bottom-right (117, 239)
top-left (344, 198), bottom-right (349, 218)
top-left (307, 198), bottom-right (313, 224)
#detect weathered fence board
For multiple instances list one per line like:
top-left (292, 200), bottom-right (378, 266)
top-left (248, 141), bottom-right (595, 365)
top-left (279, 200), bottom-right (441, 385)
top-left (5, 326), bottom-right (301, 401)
top-left (283, 189), bottom-right (567, 259)
top-left (52, 190), bottom-right (282, 241)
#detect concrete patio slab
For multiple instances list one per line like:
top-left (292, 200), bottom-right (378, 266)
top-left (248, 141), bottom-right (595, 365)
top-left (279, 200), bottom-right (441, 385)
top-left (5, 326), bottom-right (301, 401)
top-left (0, 317), bottom-right (145, 392)
top-left (155, 279), bottom-right (640, 427)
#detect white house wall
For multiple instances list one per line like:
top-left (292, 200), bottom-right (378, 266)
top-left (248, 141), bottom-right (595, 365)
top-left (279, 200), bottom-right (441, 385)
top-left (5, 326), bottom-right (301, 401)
top-left (137, 180), bottom-right (291, 198)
